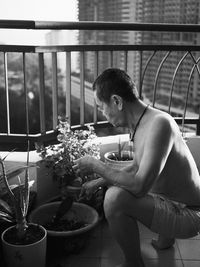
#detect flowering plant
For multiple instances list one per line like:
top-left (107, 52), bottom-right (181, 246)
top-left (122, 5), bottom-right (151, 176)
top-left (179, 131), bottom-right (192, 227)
top-left (36, 117), bottom-right (100, 189)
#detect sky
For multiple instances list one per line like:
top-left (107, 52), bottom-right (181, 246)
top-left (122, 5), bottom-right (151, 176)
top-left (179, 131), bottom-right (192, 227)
top-left (0, 0), bottom-right (78, 45)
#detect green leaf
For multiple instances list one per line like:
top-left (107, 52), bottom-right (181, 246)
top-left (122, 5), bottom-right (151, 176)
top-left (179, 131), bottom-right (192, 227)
top-left (0, 164), bottom-right (36, 179)
top-left (0, 164), bottom-right (35, 180)
top-left (0, 211), bottom-right (13, 222)
top-left (0, 199), bottom-right (13, 215)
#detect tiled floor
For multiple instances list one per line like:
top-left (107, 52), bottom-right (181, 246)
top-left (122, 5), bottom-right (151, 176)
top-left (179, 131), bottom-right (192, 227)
top-left (47, 219), bottom-right (200, 267)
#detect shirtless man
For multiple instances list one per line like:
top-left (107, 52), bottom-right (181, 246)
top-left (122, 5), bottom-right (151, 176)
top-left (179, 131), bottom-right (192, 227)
top-left (73, 68), bottom-right (200, 267)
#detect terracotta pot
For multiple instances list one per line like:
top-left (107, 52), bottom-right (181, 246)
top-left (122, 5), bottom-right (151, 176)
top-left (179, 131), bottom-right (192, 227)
top-left (1, 223), bottom-right (47, 267)
top-left (29, 201), bottom-right (99, 237)
top-left (104, 151), bottom-right (134, 169)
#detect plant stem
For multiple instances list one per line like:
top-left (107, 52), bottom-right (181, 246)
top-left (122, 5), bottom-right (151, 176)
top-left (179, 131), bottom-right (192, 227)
top-left (16, 218), bottom-right (28, 240)
top-left (118, 136), bottom-right (121, 160)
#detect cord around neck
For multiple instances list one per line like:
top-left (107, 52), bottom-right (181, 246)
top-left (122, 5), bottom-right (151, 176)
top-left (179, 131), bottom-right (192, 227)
top-left (130, 104), bottom-right (150, 142)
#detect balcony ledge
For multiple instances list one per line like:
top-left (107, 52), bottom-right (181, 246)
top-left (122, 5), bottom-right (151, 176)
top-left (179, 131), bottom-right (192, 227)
top-left (1, 134), bottom-right (200, 206)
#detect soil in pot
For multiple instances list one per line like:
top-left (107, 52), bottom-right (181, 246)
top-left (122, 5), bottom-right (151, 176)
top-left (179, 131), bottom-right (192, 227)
top-left (43, 197), bottom-right (88, 232)
top-left (3, 224), bottom-right (45, 245)
top-left (44, 218), bottom-right (88, 232)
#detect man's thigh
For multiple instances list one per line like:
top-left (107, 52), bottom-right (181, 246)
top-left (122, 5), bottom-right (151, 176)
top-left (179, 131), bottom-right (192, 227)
top-left (104, 186), bottom-right (155, 228)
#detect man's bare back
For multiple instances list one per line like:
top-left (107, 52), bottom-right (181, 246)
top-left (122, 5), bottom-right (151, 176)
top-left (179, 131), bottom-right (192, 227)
top-left (134, 107), bottom-right (200, 206)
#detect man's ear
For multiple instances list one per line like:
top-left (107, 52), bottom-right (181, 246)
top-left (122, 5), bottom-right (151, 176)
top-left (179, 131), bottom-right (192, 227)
top-left (111, 95), bottom-right (123, 110)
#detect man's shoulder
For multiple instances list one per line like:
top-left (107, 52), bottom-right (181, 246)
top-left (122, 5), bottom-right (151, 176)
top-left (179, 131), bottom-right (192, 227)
top-left (149, 109), bottom-right (174, 129)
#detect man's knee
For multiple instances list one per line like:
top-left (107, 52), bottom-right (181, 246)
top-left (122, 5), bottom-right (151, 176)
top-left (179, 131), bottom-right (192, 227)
top-left (104, 186), bottom-right (129, 219)
top-left (103, 186), bottom-right (155, 225)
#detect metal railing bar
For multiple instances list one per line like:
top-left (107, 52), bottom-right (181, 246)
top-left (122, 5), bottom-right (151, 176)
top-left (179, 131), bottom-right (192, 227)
top-left (124, 50), bottom-right (128, 72)
top-left (1, 20), bottom-right (200, 33)
top-left (93, 51), bottom-right (99, 124)
top-left (152, 51), bottom-right (171, 107)
top-left (65, 52), bottom-right (71, 124)
top-left (0, 45), bottom-right (35, 53)
top-left (38, 53), bottom-right (46, 134)
top-left (35, 45), bottom-right (200, 53)
top-left (182, 56), bottom-right (200, 135)
top-left (80, 51), bottom-right (85, 125)
top-left (1, 44), bottom-right (200, 53)
top-left (3, 52), bottom-right (10, 134)
top-left (140, 51), bottom-right (157, 92)
top-left (138, 51), bottom-right (143, 98)
top-left (189, 52), bottom-right (200, 135)
top-left (109, 51), bottom-right (114, 68)
top-left (189, 52), bottom-right (200, 76)
top-left (22, 53), bottom-right (29, 135)
top-left (168, 52), bottom-right (189, 113)
top-left (51, 52), bottom-right (58, 130)
top-left (0, 117), bottom-right (197, 137)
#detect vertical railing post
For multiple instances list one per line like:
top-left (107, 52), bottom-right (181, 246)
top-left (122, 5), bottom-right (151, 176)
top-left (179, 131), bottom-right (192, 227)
top-left (52, 52), bottom-right (58, 130)
top-left (93, 51), bottom-right (99, 124)
top-left (109, 51), bottom-right (113, 67)
top-left (38, 53), bottom-right (46, 134)
top-left (66, 52), bottom-right (71, 124)
top-left (197, 116), bottom-right (200, 135)
top-left (4, 52), bottom-right (10, 134)
top-left (22, 52), bottom-right (29, 135)
top-left (124, 50), bottom-right (128, 72)
top-left (80, 51), bottom-right (85, 126)
top-left (138, 51), bottom-right (143, 99)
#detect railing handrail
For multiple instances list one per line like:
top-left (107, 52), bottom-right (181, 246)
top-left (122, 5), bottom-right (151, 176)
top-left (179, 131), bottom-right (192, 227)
top-left (1, 20), bottom-right (200, 32)
top-left (1, 44), bottom-right (200, 53)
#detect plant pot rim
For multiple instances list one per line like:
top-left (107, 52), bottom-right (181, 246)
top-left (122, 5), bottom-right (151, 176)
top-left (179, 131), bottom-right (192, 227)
top-left (65, 185), bottom-right (82, 191)
top-left (104, 151), bottom-right (134, 162)
top-left (1, 223), bottom-right (47, 248)
top-left (29, 201), bottom-right (99, 237)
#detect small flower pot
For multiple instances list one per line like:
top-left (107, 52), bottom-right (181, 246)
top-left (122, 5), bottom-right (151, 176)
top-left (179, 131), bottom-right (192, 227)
top-left (1, 223), bottom-right (47, 267)
top-left (104, 150), bottom-right (134, 169)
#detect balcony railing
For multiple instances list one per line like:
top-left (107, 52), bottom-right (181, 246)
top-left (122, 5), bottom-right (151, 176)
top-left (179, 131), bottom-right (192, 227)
top-left (0, 20), bottom-right (200, 151)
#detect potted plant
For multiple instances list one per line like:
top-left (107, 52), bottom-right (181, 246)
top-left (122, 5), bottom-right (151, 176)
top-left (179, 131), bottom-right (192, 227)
top-left (104, 136), bottom-right (135, 169)
top-left (32, 118), bottom-right (104, 254)
top-left (29, 200), bottom-right (99, 255)
top-left (0, 146), bottom-right (47, 267)
top-left (36, 117), bottom-right (103, 205)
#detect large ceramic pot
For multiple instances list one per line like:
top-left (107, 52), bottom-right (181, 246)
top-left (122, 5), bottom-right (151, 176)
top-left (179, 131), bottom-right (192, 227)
top-left (1, 223), bottom-right (47, 267)
top-left (29, 202), bottom-right (99, 255)
top-left (29, 201), bottom-right (99, 237)
top-left (104, 150), bottom-right (134, 169)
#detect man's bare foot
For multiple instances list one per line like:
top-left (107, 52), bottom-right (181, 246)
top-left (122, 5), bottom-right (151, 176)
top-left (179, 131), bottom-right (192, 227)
top-left (151, 235), bottom-right (175, 250)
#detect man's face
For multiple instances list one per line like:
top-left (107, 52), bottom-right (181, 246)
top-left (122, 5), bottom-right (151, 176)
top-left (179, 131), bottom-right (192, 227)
top-left (94, 91), bottom-right (121, 127)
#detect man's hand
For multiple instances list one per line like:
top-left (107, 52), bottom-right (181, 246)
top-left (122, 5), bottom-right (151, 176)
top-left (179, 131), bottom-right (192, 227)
top-left (72, 156), bottom-right (96, 176)
top-left (79, 179), bottom-right (102, 199)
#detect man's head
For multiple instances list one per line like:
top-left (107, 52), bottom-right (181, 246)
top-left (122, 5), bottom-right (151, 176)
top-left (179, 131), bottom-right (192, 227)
top-left (92, 68), bottom-right (139, 104)
top-left (93, 68), bottom-right (139, 127)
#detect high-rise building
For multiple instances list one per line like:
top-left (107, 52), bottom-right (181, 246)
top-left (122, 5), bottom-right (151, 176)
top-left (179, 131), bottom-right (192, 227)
top-left (135, 0), bottom-right (200, 113)
top-left (77, 0), bottom-right (136, 79)
top-left (77, 0), bottom-right (200, 114)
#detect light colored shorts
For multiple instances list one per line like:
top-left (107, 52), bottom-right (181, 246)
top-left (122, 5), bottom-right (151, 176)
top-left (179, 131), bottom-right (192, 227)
top-left (150, 193), bottom-right (200, 239)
